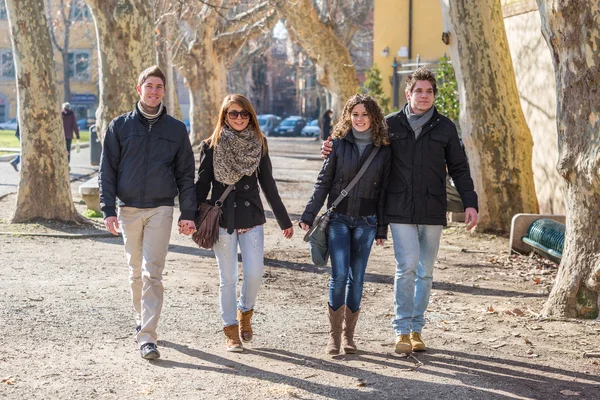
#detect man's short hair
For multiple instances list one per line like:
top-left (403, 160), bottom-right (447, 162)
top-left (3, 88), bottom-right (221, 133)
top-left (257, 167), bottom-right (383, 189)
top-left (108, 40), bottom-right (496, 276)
top-left (62, 102), bottom-right (71, 110)
top-left (405, 67), bottom-right (437, 95)
top-left (137, 65), bottom-right (166, 87)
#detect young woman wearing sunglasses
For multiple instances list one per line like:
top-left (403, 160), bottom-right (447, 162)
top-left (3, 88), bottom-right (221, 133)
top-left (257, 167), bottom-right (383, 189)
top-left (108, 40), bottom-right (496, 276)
top-left (195, 94), bottom-right (294, 352)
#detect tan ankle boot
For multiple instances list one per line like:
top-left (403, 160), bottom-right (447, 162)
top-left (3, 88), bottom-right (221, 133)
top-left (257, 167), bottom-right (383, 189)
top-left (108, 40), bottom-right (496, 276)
top-left (326, 305), bottom-right (345, 355)
top-left (342, 308), bottom-right (360, 354)
top-left (237, 309), bottom-right (254, 342)
top-left (410, 332), bottom-right (426, 351)
top-left (223, 324), bottom-right (243, 352)
top-left (395, 334), bottom-right (412, 354)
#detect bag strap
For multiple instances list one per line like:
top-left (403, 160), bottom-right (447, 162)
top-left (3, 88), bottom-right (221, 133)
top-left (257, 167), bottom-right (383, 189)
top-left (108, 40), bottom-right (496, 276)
top-left (215, 184), bottom-right (235, 207)
top-left (330, 145), bottom-right (381, 210)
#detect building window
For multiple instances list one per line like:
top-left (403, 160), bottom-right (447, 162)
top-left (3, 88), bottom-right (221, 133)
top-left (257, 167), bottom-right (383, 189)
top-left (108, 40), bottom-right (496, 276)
top-left (0, 50), bottom-right (14, 79)
top-left (70, 1), bottom-right (91, 21)
top-left (68, 51), bottom-right (91, 81)
top-left (0, 1), bottom-right (6, 21)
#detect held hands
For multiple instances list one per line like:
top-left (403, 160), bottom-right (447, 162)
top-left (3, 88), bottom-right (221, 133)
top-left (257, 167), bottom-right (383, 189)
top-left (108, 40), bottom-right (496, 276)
top-left (375, 239), bottom-right (386, 246)
top-left (178, 220), bottom-right (196, 236)
top-left (282, 226), bottom-right (294, 239)
top-left (321, 137), bottom-right (333, 159)
top-left (464, 207), bottom-right (478, 231)
top-left (104, 216), bottom-right (120, 236)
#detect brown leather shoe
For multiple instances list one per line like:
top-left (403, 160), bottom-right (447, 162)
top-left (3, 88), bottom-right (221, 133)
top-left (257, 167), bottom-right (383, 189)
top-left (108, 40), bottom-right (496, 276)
top-left (342, 308), bottom-right (360, 354)
top-left (326, 304), bottom-right (345, 355)
top-left (410, 332), bottom-right (426, 351)
top-left (223, 324), bottom-right (243, 352)
top-left (395, 334), bottom-right (412, 354)
top-left (237, 309), bottom-right (254, 342)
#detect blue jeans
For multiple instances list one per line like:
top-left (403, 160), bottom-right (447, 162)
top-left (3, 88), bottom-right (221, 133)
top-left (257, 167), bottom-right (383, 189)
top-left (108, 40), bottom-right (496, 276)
top-left (327, 213), bottom-right (377, 312)
top-left (390, 223), bottom-right (443, 335)
top-left (213, 225), bottom-right (264, 327)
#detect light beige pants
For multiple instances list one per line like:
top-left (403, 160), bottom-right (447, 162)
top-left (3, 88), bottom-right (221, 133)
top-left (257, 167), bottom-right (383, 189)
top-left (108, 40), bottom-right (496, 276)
top-left (118, 206), bottom-right (173, 346)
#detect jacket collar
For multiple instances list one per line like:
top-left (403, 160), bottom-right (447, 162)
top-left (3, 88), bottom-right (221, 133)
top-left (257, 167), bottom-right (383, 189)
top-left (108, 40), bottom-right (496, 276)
top-left (133, 103), bottom-right (168, 125)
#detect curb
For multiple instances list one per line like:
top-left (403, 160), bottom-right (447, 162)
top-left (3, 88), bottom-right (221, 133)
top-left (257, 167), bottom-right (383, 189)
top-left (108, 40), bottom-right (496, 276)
top-left (0, 231), bottom-right (120, 239)
top-left (0, 143), bottom-right (90, 162)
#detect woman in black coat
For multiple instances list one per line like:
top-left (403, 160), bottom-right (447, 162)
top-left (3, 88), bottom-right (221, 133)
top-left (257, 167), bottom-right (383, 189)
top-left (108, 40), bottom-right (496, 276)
top-left (300, 95), bottom-right (391, 355)
top-left (196, 94), bottom-right (294, 352)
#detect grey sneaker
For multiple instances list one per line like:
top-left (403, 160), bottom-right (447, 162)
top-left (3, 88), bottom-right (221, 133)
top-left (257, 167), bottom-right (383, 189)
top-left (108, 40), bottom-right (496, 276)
top-left (140, 343), bottom-right (160, 360)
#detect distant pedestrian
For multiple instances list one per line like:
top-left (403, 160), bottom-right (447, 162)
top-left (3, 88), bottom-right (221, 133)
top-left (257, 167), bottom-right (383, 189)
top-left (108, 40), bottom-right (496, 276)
top-left (61, 102), bottom-right (80, 164)
top-left (320, 109), bottom-right (333, 141)
top-left (99, 65), bottom-right (197, 360)
top-left (9, 123), bottom-right (20, 172)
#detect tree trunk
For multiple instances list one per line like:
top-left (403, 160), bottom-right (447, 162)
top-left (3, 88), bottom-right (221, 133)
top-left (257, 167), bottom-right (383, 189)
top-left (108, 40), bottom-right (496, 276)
top-left (536, 0), bottom-right (600, 319)
top-left (181, 45), bottom-right (227, 145)
top-left (86, 0), bottom-right (155, 140)
top-left (6, 0), bottom-right (84, 223)
top-left (440, 0), bottom-right (539, 232)
top-left (156, 17), bottom-right (182, 120)
top-left (274, 0), bottom-right (359, 118)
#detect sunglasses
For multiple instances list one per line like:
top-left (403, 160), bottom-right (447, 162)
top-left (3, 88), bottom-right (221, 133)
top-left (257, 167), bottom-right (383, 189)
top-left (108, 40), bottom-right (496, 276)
top-left (227, 110), bottom-right (250, 120)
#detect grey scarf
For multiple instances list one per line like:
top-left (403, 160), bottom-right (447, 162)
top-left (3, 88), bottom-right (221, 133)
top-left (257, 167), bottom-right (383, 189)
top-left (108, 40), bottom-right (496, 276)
top-left (214, 125), bottom-right (262, 185)
top-left (405, 104), bottom-right (435, 139)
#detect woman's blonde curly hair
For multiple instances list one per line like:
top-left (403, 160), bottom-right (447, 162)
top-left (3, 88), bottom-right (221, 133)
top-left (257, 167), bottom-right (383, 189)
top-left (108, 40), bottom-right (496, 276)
top-left (331, 94), bottom-right (389, 146)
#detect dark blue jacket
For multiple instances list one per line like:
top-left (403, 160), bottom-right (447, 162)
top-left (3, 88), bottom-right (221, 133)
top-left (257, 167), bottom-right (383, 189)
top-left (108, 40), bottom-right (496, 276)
top-left (384, 106), bottom-right (478, 225)
top-left (301, 130), bottom-right (392, 239)
top-left (99, 105), bottom-right (196, 221)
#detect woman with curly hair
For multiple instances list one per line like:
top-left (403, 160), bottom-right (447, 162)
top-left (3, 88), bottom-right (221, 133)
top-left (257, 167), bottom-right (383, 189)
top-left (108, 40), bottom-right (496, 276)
top-left (300, 94), bottom-right (391, 355)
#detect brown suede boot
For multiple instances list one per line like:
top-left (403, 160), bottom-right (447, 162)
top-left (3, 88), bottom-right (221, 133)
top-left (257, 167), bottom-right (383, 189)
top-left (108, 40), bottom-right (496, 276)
top-left (342, 308), bottom-right (360, 354)
top-left (223, 324), bottom-right (243, 352)
top-left (237, 309), bottom-right (254, 342)
top-left (326, 305), bottom-right (345, 355)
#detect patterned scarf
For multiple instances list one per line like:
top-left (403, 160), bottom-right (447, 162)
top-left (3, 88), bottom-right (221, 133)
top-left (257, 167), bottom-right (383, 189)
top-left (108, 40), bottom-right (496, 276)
top-left (214, 125), bottom-right (262, 185)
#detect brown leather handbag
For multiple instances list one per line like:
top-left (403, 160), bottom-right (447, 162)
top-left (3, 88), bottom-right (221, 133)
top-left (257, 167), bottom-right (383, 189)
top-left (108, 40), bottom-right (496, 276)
top-left (192, 184), bottom-right (235, 249)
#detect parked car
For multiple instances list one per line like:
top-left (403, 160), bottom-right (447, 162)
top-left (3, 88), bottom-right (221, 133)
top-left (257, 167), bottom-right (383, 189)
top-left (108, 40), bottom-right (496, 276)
top-left (257, 114), bottom-right (281, 136)
top-left (183, 119), bottom-right (190, 133)
top-left (77, 117), bottom-right (96, 130)
top-left (272, 116), bottom-right (306, 136)
top-left (300, 119), bottom-right (320, 137)
top-left (0, 118), bottom-right (18, 130)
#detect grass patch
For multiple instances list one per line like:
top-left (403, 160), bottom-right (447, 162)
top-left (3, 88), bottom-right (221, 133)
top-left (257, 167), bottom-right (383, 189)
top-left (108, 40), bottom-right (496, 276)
top-left (82, 209), bottom-right (103, 218)
top-left (0, 129), bottom-right (90, 148)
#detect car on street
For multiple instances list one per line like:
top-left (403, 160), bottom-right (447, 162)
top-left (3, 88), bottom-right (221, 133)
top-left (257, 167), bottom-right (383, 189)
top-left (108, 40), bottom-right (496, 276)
top-left (257, 114), bottom-right (281, 136)
top-left (0, 118), bottom-right (18, 130)
top-left (272, 116), bottom-right (306, 136)
top-left (300, 119), bottom-right (320, 137)
top-left (77, 117), bottom-right (96, 130)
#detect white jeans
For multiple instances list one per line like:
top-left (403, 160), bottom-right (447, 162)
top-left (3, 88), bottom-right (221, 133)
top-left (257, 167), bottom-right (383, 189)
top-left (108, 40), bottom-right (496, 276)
top-left (118, 206), bottom-right (173, 345)
top-left (213, 226), bottom-right (264, 327)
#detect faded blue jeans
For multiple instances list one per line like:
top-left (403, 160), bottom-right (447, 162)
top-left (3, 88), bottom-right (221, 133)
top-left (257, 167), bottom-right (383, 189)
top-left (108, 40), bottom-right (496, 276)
top-left (390, 223), bottom-right (443, 335)
top-left (213, 225), bottom-right (264, 327)
top-left (327, 213), bottom-right (377, 312)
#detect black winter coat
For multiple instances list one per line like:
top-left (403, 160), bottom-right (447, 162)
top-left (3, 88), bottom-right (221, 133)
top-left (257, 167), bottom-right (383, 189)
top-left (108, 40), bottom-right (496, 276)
top-left (99, 105), bottom-right (197, 221)
top-left (301, 131), bottom-right (392, 239)
top-left (195, 141), bottom-right (292, 233)
top-left (384, 106), bottom-right (478, 225)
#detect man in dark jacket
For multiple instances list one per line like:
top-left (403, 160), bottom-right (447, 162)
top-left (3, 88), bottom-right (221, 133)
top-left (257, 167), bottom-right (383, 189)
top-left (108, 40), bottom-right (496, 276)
top-left (99, 65), bottom-right (196, 360)
top-left (61, 102), bottom-right (80, 164)
top-left (386, 67), bottom-right (478, 354)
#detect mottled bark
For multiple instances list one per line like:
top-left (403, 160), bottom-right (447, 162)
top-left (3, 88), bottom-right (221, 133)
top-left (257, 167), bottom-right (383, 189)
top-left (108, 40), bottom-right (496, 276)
top-left (6, 0), bottom-right (84, 223)
top-left (441, 0), bottom-right (539, 232)
top-left (536, 0), bottom-right (600, 318)
top-left (156, 12), bottom-right (182, 120)
top-left (274, 0), bottom-right (360, 117)
top-left (86, 0), bottom-right (155, 140)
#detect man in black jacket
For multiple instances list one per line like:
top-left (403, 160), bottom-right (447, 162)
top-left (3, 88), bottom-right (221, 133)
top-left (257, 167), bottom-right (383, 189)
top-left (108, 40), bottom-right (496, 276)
top-left (386, 67), bottom-right (478, 354)
top-left (99, 65), bottom-right (196, 360)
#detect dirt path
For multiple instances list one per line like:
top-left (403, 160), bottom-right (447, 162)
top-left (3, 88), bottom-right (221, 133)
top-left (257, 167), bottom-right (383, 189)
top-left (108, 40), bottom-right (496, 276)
top-left (1, 138), bottom-right (599, 399)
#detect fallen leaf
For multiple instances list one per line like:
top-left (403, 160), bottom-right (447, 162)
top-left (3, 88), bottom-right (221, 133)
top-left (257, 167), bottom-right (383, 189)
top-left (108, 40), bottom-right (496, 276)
top-left (524, 338), bottom-right (533, 345)
top-left (559, 390), bottom-right (580, 396)
top-left (487, 305), bottom-right (495, 313)
top-left (533, 277), bottom-right (542, 284)
top-left (1, 376), bottom-right (16, 385)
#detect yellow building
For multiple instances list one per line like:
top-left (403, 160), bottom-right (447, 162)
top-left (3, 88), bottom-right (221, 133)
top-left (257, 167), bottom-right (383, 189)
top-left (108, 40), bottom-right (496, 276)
top-left (0, 0), bottom-right (98, 122)
top-left (373, 0), bottom-right (448, 109)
